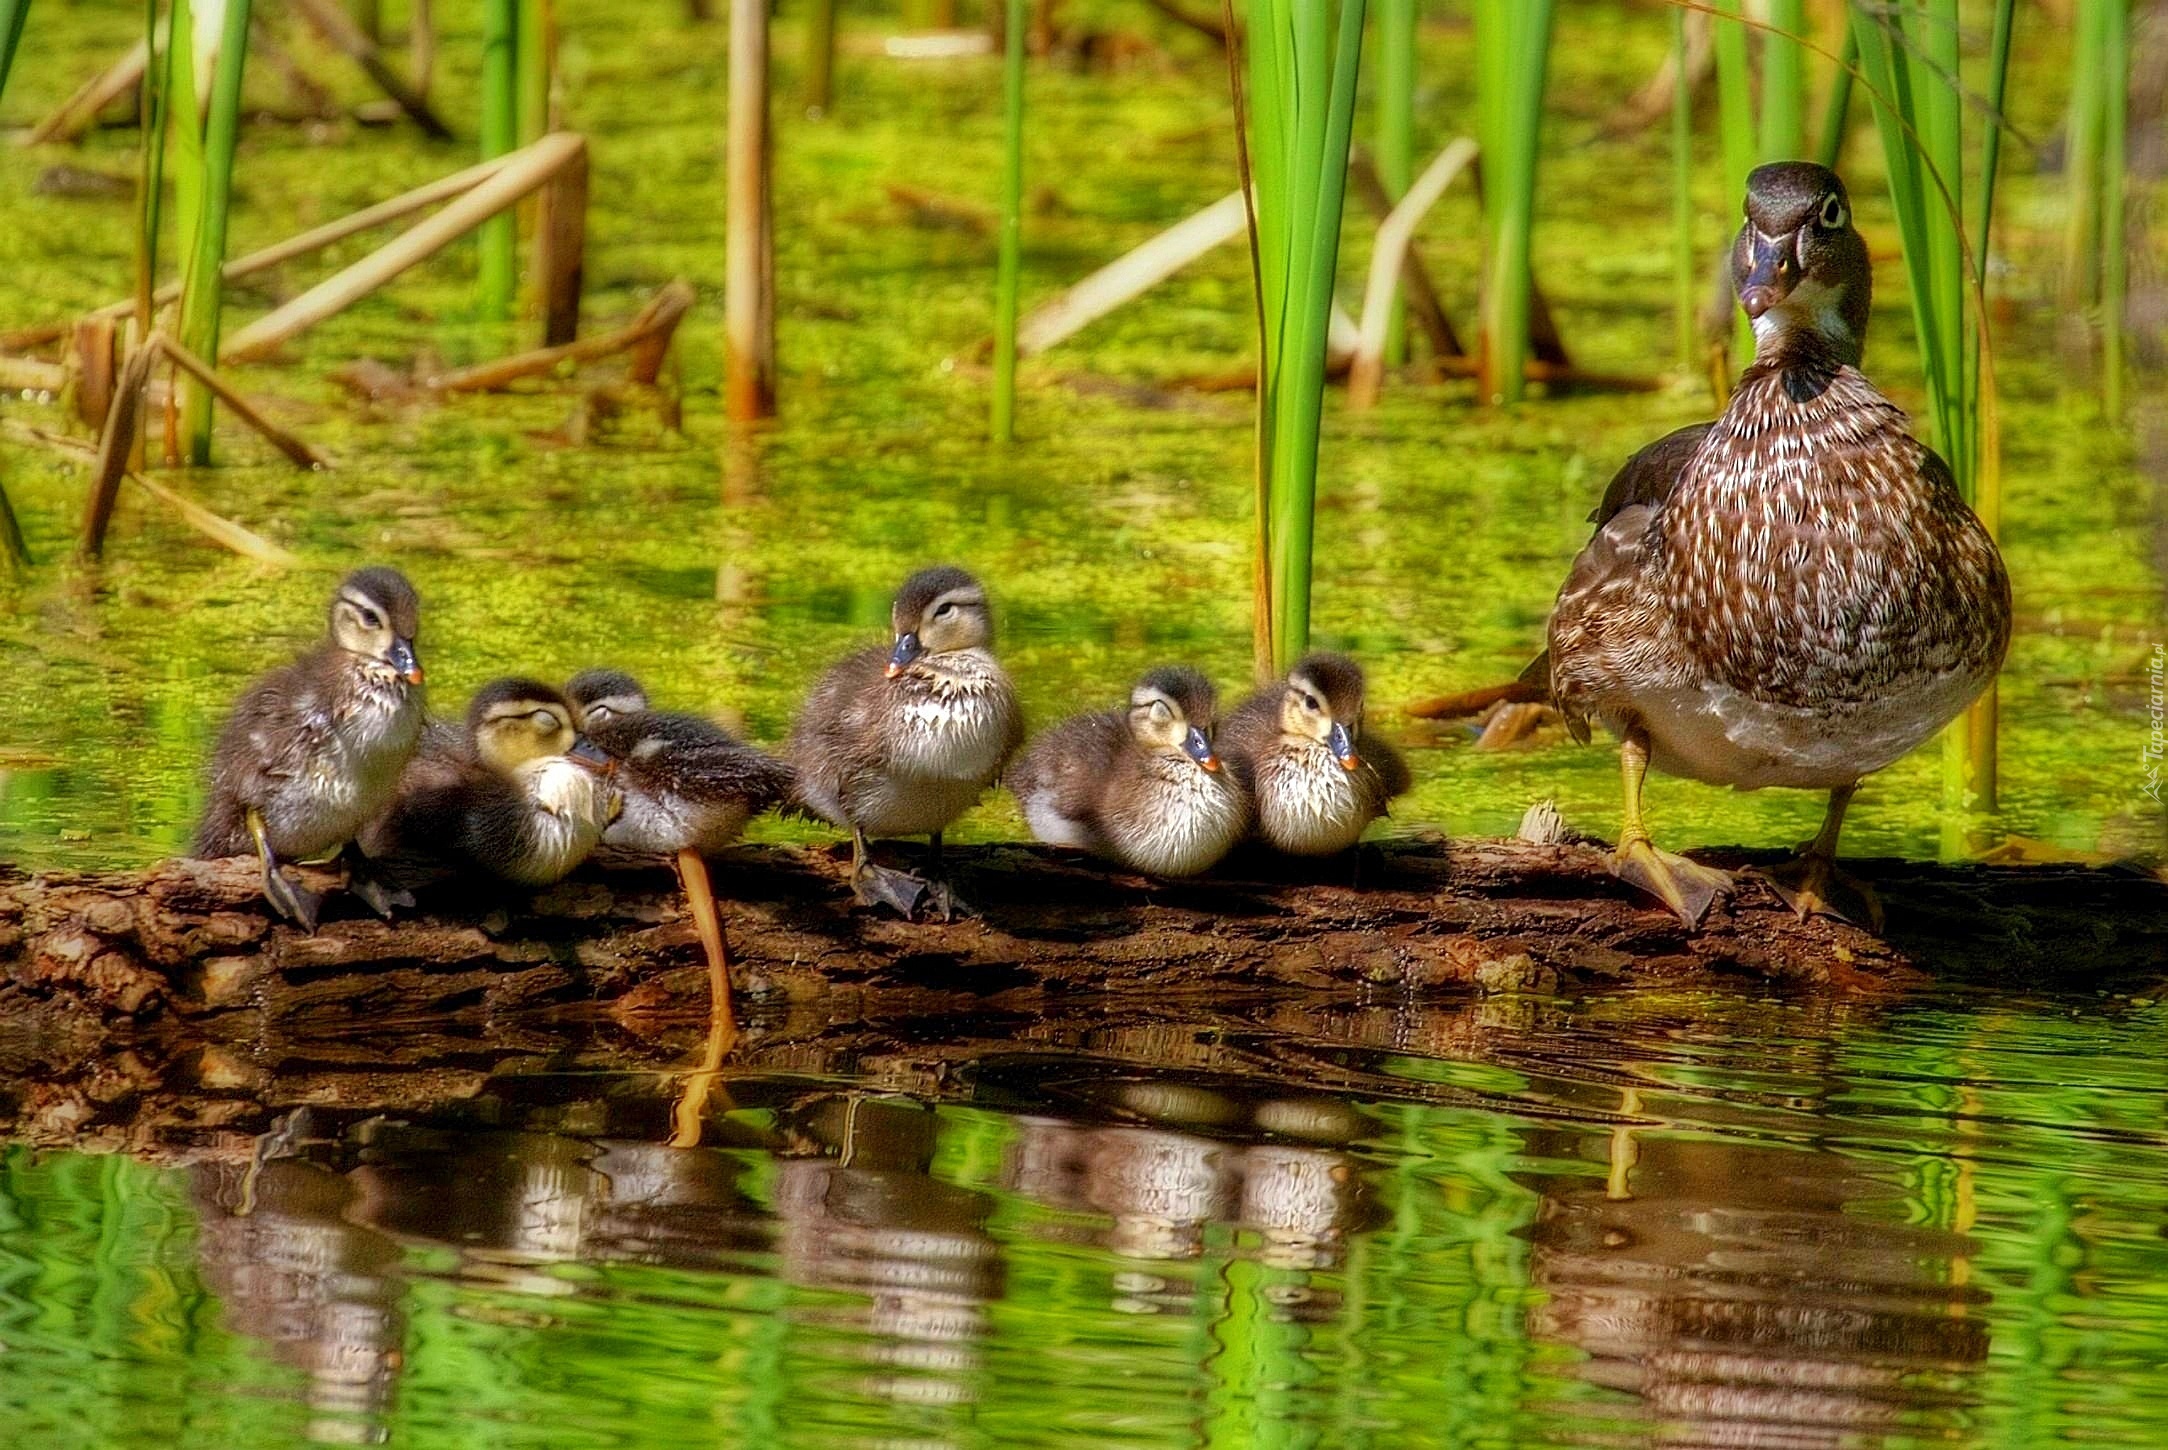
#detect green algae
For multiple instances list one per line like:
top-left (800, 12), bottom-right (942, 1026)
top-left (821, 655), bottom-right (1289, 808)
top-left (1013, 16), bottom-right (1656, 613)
top-left (0, 2), bottom-right (2158, 872)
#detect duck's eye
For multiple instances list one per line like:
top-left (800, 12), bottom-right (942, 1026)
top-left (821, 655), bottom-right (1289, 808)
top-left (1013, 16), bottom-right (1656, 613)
top-left (359, 608), bottom-right (382, 630)
top-left (531, 709), bottom-right (558, 727)
top-left (1301, 693), bottom-right (1322, 713)
top-left (1818, 194), bottom-right (1847, 230)
top-left (934, 602), bottom-right (956, 619)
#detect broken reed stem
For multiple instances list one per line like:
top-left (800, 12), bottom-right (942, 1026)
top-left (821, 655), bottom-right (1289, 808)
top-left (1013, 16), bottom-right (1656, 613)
top-left (991, 0), bottom-right (1025, 443)
top-left (1349, 138), bottom-right (1478, 409)
top-left (803, 0), bottom-right (836, 115)
top-left (158, 334), bottom-right (327, 468)
top-left (1347, 153), bottom-right (1462, 359)
top-left (24, 38), bottom-right (148, 147)
top-left (286, 0), bottom-right (452, 138)
top-left (426, 279), bottom-right (693, 391)
top-left (220, 132), bottom-right (586, 362)
top-left (82, 340), bottom-right (161, 557)
top-left (723, 0), bottom-right (775, 421)
top-left (125, 468), bottom-right (300, 565)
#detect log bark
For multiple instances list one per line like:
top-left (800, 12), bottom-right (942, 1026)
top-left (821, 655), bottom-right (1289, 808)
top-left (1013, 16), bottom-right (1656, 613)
top-left (4, 842), bottom-right (2165, 1034)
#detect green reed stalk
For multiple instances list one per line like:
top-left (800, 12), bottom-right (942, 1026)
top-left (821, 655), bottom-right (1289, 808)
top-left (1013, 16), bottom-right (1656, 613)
top-left (1850, 0), bottom-right (2002, 814)
top-left (1472, 0), bottom-right (1551, 406)
top-left (2061, 0), bottom-right (2107, 311)
top-left (517, 0), bottom-right (550, 144)
top-left (1814, 26), bottom-right (1857, 169)
top-left (1709, 0), bottom-right (1755, 361)
top-left (2100, 0), bottom-right (2127, 419)
top-left (991, 0), bottom-right (1024, 443)
top-left (478, 0), bottom-right (518, 318)
top-left (0, 0), bottom-right (29, 106)
top-left (1671, 4), bottom-right (1694, 367)
top-left (1759, 0), bottom-right (1805, 158)
top-left (1374, 0), bottom-right (1415, 365)
top-left (176, 0), bottom-right (252, 465)
top-left (803, 0), bottom-right (836, 114)
top-left (1248, 0), bottom-right (1367, 670)
top-left (133, 0), bottom-right (169, 336)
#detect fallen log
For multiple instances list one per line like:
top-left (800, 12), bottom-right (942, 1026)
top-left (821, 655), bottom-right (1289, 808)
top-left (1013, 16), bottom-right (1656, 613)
top-left (5, 841), bottom-right (2165, 1032)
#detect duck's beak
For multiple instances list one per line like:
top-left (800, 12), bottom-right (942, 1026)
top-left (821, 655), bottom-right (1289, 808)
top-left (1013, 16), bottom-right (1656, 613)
top-left (1737, 230), bottom-right (1801, 321)
top-left (386, 637), bottom-right (424, 685)
top-left (567, 736), bottom-right (615, 773)
top-left (1327, 721), bottom-right (1361, 771)
top-left (885, 632), bottom-right (923, 679)
top-left (1183, 725), bottom-right (1220, 773)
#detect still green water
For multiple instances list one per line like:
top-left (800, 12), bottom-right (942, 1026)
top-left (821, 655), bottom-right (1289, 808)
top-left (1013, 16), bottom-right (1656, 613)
top-left (6, 988), bottom-right (2168, 1448)
top-left (0, 4), bottom-right (2164, 1447)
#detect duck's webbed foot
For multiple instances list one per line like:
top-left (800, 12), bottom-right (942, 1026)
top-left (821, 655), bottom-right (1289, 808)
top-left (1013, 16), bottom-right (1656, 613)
top-left (249, 809), bottom-right (321, 933)
top-left (851, 860), bottom-right (936, 918)
top-left (1760, 853), bottom-right (1884, 932)
top-left (340, 842), bottom-right (414, 920)
top-left (1609, 837), bottom-right (1732, 928)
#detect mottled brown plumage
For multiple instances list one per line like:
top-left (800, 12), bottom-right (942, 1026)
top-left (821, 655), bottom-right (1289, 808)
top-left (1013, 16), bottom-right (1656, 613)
top-left (787, 566), bottom-right (1024, 915)
top-left (195, 567), bottom-right (427, 929)
top-left (1009, 666), bottom-right (1248, 876)
top-left (1221, 653), bottom-right (1410, 857)
top-left (1537, 162), bottom-right (2011, 926)
top-left (363, 679), bottom-right (619, 888)
top-left (581, 694), bottom-right (797, 858)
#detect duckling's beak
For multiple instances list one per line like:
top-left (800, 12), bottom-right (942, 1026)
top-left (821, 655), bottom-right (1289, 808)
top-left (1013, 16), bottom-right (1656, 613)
top-left (386, 637), bottom-right (424, 685)
top-left (1182, 725), bottom-right (1219, 773)
top-left (1738, 231), bottom-right (1801, 321)
top-left (1326, 721), bottom-right (1361, 771)
top-left (885, 632), bottom-right (924, 679)
top-left (567, 736), bottom-right (616, 773)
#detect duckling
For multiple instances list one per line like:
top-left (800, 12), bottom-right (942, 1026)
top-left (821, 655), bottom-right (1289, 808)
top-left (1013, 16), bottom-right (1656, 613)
top-left (1221, 653), bottom-right (1411, 857)
top-left (567, 669), bottom-right (798, 1030)
top-left (364, 678), bottom-right (619, 888)
top-left (1009, 666), bottom-right (1248, 877)
top-left (194, 566), bottom-right (427, 931)
top-left (787, 566), bottom-right (1023, 918)
top-left (1530, 163), bottom-right (2010, 927)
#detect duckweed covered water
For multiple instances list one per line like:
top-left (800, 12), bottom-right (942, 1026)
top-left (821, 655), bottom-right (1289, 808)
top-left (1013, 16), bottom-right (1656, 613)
top-left (0, 4), bottom-right (2164, 1447)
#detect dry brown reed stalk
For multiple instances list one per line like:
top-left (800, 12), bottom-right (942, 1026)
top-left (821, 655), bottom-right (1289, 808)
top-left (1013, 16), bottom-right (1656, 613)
top-left (724, 0), bottom-right (775, 421)
top-left (287, 0), bottom-right (451, 137)
top-left (425, 279), bottom-right (694, 392)
top-left (219, 131), bottom-right (587, 362)
top-left (24, 38), bottom-right (149, 147)
top-left (1348, 138), bottom-right (1479, 408)
top-left (1347, 154), bottom-right (1462, 359)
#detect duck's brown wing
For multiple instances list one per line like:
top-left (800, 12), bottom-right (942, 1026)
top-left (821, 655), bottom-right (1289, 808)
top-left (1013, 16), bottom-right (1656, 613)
top-left (1521, 423), bottom-right (1710, 704)
top-left (193, 655), bottom-right (330, 855)
top-left (1360, 731), bottom-right (1413, 806)
top-left (1214, 689), bottom-right (1283, 796)
top-left (1007, 711), bottom-right (1127, 842)
top-left (597, 711), bottom-right (798, 815)
top-left (783, 646), bottom-right (892, 820)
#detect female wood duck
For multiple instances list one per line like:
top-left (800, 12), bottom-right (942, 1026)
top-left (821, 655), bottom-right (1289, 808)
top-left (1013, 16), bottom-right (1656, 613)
top-left (1221, 653), bottom-right (1410, 856)
top-left (195, 567), bottom-right (427, 930)
top-left (1009, 666), bottom-right (1249, 876)
top-left (363, 678), bottom-right (620, 888)
top-left (567, 669), bottom-right (797, 1026)
top-left (1533, 162), bottom-right (2011, 927)
top-left (787, 566), bottom-right (1023, 918)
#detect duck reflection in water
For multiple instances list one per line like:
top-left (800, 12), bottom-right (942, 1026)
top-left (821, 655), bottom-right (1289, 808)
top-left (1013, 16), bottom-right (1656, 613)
top-left (192, 1157), bottom-right (408, 1446)
top-left (773, 1096), bottom-right (1003, 1411)
top-left (1524, 1131), bottom-right (1990, 1447)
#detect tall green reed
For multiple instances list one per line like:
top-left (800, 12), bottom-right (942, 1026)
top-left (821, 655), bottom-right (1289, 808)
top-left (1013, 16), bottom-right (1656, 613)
top-left (176, 0), bottom-right (253, 465)
top-left (0, 0), bottom-right (29, 105)
top-left (1374, 0), bottom-right (1416, 365)
top-left (1241, 0), bottom-right (1368, 673)
top-left (1849, 0), bottom-right (2015, 815)
top-left (1671, 5), bottom-right (1694, 367)
top-left (2063, 0), bottom-right (2128, 417)
top-left (1472, 0), bottom-right (1551, 406)
top-left (478, 0), bottom-right (518, 318)
top-left (134, 0), bottom-right (170, 336)
top-left (991, 0), bottom-right (1025, 443)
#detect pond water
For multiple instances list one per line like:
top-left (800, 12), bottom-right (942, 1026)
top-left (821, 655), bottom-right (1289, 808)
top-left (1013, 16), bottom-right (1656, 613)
top-left (0, 3), bottom-right (2164, 1447)
top-left (6, 986), bottom-right (2168, 1449)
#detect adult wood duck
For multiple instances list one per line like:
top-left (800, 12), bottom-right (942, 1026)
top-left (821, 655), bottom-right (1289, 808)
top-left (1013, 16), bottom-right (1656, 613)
top-left (787, 566), bottom-right (1024, 918)
top-left (1221, 652), bottom-right (1410, 856)
top-left (1530, 161), bottom-right (2011, 927)
top-left (195, 567), bottom-right (427, 930)
top-left (567, 669), bottom-right (797, 1028)
top-left (362, 678), bottom-right (620, 888)
top-left (1009, 665), bottom-right (1249, 876)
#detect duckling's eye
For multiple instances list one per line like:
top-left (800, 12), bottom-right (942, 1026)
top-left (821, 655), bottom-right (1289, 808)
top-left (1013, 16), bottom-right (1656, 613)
top-left (1818, 194), bottom-right (1846, 230)
top-left (934, 602), bottom-right (956, 619)
top-left (359, 608), bottom-right (382, 630)
top-left (1301, 693), bottom-right (1322, 713)
top-left (531, 709), bottom-right (558, 727)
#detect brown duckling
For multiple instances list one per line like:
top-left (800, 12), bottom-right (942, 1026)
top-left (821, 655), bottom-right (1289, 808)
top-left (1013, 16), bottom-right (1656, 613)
top-left (1221, 653), bottom-right (1410, 857)
top-left (787, 566), bottom-right (1023, 918)
top-left (1009, 666), bottom-right (1248, 877)
top-left (195, 567), bottom-right (427, 930)
top-left (363, 678), bottom-right (619, 888)
top-left (567, 669), bottom-right (797, 1029)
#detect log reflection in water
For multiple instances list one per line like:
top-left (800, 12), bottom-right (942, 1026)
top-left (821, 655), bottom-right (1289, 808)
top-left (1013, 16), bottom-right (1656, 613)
top-left (1525, 1133), bottom-right (1989, 1446)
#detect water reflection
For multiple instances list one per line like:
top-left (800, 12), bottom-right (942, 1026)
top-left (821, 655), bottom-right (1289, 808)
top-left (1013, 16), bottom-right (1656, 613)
top-left (7, 992), bottom-right (2168, 1448)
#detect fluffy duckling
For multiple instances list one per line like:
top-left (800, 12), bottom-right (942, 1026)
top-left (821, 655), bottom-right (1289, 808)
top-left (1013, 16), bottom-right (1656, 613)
top-left (1222, 653), bottom-right (1410, 857)
top-left (565, 669), bottom-right (797, 1030)
top-left (364, 678), bottom-right (619, 888)
top-left (1009, 666), bottom-right (1248, 877)
top-left (788, 566), bottom-right (1023, 917)
top-left (195, 567), bottom-right (427, 930)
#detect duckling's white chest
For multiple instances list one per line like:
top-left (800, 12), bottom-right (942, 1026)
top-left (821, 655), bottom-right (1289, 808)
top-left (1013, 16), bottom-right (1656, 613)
top-left (502, 757), bottom-right (617, 885)
top-left (289, 684), bottom-right (423, 857)
top-left (1252, 747), bottom-right (1368, 856)
top-left (1113, 759), bottom-right (1247, 877)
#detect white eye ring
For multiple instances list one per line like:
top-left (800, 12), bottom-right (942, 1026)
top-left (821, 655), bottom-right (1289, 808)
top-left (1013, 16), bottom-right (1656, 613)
top-left (1819, 194), bottom-right (1847, 229)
